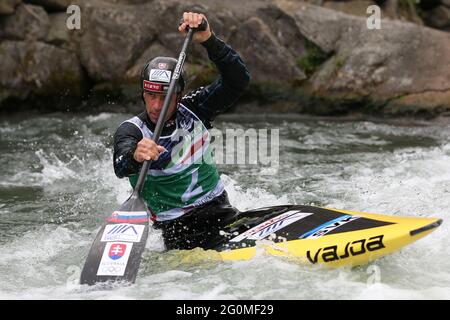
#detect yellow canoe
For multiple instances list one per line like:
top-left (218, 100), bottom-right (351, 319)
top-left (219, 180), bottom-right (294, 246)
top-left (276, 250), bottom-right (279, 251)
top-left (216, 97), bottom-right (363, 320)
top-left (215, 205), bottom-right (442, 267)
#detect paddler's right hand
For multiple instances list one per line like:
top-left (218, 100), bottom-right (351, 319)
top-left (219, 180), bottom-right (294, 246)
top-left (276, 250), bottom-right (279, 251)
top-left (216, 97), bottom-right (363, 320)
top-left (133, 138), bottom-right (166, 162)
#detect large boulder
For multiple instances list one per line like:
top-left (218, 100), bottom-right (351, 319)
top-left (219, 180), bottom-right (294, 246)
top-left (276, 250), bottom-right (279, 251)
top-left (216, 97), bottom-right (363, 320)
top-left (229, 16), bottom-right (306, 83)
top-left (0, 0), bottom-right (449, 115)
top-left (78, 1), bottom-right (159, 82)
top-left (0, 40), bottom-right (84, 108)
top-left (0, 4), bottom-right (50, 40)
top-left (24, 0), bottom-right (72, 11)
top-left (322, 0), bottom-right (376, 17)
top-left (45, 12), bottom-right (72, 46)
top-left (0, 0), bottom-right (21, 15)
top-left (276, 0), bottom-right (450, 113)
top-left (125, 42), bottom-right (174, 82)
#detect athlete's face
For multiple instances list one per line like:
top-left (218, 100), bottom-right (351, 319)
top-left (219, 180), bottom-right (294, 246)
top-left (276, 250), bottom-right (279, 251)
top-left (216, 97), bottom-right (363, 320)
top-left (143, 91), bottom-right (179, 124)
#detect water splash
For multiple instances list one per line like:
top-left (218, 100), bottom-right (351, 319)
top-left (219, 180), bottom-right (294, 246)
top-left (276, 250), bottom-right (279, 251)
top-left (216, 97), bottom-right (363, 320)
top-left (1, 114), bottom-right (449, 299)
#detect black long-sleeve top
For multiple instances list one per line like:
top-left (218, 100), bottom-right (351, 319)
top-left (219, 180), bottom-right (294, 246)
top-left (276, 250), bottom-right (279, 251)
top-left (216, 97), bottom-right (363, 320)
top-left (113, 34), bottom-right (250, 178)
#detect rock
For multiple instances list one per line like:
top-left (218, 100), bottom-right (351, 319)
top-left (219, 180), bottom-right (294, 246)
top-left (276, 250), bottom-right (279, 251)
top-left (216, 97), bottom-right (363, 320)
top-left (148, 0), bottom-right (211, 60)
top-left (105, 0), bottom-right (152, 4)
top-left (424, 5), bottom-right (450, 30)
top-left (397, 0), bottom-right (423, 25)
top-left (78, 1), bottom-right (159, 82)
top-left (0, 4), bottom-right (50, 40)
top-left (208, 10), bottom-right (241, 41)
top-left (322, 0), bottom-right (376, 17)
top-left (25, 0), bottom-right (72, 11)
top-left (386, 90), bottom-right (450, 114)
top-left (0, 40), bottom-right (84, 108)
top-left (382, 0), bottom-right (399, 19)
top-left (228, 16), bottom-right (306, 83)
top-left (1, 0), bottom-right (449, 115)
top-left (276, 1), bottom-right (450, 113)
top-left (125, 42), bottom-right (174, 81)
top-left (258, 5), bottom-right (309, 57)
top-left (0, 0), bottom-right (21, 15)
top-left (45, 12), bottom-right (71, 46)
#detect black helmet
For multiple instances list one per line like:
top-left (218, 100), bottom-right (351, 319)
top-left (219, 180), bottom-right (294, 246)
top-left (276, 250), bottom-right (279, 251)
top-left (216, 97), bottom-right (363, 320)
top-left (140, 57), bottom-right (186, 94)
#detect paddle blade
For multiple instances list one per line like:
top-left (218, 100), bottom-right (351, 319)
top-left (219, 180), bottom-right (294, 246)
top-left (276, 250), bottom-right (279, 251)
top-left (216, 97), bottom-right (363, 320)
top-left (79, 196), bottom-right (150, 285)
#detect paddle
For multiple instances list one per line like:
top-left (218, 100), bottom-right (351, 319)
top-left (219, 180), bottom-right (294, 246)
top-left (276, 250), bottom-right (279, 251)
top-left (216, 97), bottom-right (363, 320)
top-left (79, 19), bottom-right (208, 285)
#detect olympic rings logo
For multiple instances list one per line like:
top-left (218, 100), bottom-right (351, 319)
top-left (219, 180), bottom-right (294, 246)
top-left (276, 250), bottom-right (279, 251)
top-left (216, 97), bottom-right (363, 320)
top-left (98, 265), bottom-right (125, 275)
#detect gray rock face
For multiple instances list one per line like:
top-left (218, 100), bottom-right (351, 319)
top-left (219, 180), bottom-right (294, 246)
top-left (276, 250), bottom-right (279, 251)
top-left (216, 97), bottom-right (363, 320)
top-left (322, 0), bottom-right (376, 17)
top-left (0, 40), bottom-right (83, 105)
top-left (78, 1), bottom-right (159, 82)
top-left (0, 0), bottom-right (21, 15)
top-left (125, 42), bottom-right (174, 82)
top-left (45, 12), bottom-right (72, 46)
top-left (0, 0), bottom-right (449, 114)
top-left (229, 16), bottom-right (306, 83)
top-left (277, 1), bottom-right (450, 112)
top-left (25, 0), bottom-right (72, 11)
top-left (0, 4), bottom-right (50, 40)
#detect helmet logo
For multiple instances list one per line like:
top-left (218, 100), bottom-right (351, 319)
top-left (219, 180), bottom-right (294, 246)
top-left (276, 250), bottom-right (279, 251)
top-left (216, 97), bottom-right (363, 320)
top-left (158, 63), bottom-right (168, 69)
top-left (143, 80), bottom-right (163, 92)
top-left (149, 69), bottom-right (171, 83)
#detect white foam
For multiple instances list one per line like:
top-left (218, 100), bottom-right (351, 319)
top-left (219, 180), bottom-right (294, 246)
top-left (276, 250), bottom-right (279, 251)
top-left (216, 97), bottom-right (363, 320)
top-left (85, 113), bottom-right (115, 123)
top-left (1, 116), bottom-right (450, 300)
top-left (221, 174), bottom-right (290, 211)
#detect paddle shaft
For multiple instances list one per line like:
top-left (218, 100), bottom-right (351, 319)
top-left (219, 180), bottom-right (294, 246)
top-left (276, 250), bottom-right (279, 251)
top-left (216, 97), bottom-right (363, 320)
top-left (131, 26), bottom-right (200, 199)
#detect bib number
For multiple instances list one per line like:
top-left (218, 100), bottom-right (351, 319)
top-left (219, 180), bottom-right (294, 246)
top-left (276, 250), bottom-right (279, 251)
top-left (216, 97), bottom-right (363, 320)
top-left (181, 170), bottom-right (203, 202)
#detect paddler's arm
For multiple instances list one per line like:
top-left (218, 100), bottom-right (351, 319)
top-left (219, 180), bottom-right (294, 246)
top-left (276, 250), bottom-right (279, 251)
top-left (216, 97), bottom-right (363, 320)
top-left (113, 122), bottom-right (143, 178)
top-left (180, 16), bottom-right (250, 124)
top-left (113, 120), bottom-right (166, 178)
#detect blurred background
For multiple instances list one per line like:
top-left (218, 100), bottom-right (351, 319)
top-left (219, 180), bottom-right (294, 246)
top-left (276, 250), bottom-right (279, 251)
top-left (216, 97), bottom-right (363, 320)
top-left (1, 0), bottom-right (449, 116)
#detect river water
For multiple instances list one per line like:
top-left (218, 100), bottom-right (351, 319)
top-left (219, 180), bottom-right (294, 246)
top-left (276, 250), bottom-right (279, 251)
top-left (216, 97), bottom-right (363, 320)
top-left (0, 111), bottom-right (449, 299)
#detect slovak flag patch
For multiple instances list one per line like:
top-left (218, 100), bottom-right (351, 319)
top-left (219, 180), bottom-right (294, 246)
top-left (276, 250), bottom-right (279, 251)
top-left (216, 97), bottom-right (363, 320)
top-left (108, 243), bottom-right (127, 260)
top-left (97, 242), bottom-right (133, 276)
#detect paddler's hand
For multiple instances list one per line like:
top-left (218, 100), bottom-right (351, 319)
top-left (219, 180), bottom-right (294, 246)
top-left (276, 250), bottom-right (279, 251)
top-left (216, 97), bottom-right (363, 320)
top-left (133, 138), bottom-right (166, 162)
top-left (178, 12), bottom-right (212, 43)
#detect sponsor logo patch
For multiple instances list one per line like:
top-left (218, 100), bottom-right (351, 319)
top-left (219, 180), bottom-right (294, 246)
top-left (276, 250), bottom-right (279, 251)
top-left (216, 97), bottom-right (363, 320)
top-left (96, 242), bottom-right (133, 276)
top-left (299, 215), bottom-right (360, 239)
top-left (229, 210), bottom-right (313, 242)
top-left (107, 210), bottom-right (148, 223)
top-left (306, 235), bottom-right (385, 264)
top-left (143, 80), bottom-right (164, 92)
top-left (173, 53), bottom-right (185, 80)
top-left (158, 62), bottom-right (168, 69)
top-left (101, 224), bottom-right (145, 243)
top-left (109, 243), bottom-right (126, 260)
top-left (149, 69), bottom-right (171, 83)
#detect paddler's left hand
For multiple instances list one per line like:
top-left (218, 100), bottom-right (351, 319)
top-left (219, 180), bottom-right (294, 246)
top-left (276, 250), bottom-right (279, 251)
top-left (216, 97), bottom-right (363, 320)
top-left (178, 12), bottom-right (212, 43)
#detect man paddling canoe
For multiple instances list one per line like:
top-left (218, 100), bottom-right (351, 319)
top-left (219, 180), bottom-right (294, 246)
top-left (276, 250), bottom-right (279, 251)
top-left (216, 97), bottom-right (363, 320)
top-left (113, 12), bottom-right (250, 250)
